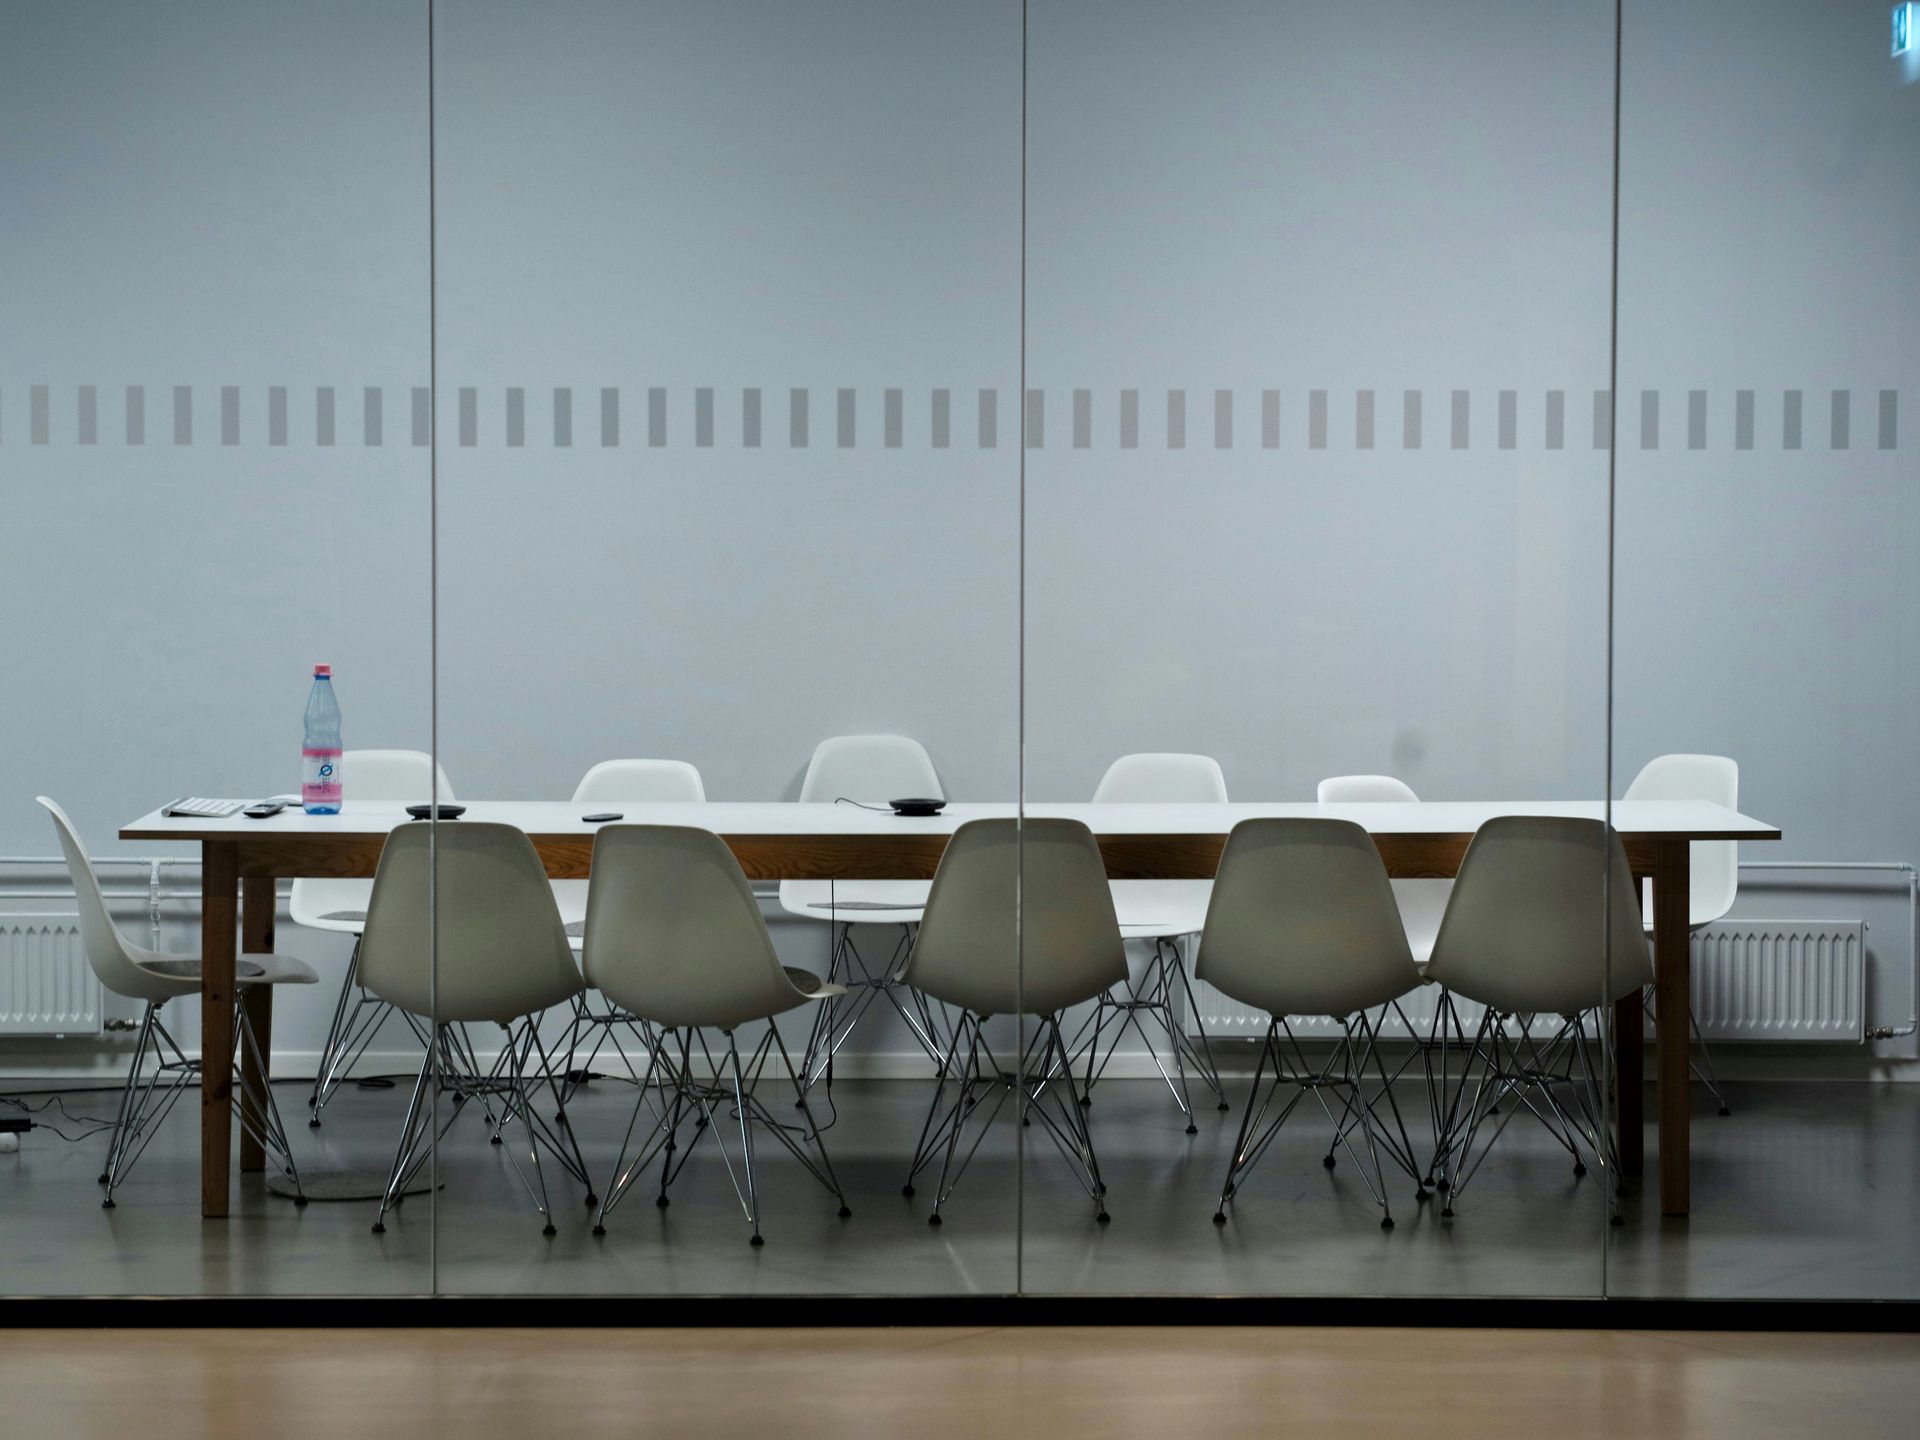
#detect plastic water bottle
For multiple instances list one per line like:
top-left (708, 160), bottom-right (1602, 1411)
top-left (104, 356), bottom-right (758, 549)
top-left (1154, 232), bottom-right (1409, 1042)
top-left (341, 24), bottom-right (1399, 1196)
top-left (302, 664), bottom-right (344, 814)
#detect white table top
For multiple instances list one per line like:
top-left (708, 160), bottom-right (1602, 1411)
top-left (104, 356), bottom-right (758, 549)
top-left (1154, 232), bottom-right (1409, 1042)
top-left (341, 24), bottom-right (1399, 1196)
top-left (122, 798), bottom-right (1780, 842)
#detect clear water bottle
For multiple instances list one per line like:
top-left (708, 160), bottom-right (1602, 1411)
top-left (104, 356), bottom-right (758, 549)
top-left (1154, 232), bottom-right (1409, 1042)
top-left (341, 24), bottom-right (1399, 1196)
top-left (301, 664), bottom-right (344, 815)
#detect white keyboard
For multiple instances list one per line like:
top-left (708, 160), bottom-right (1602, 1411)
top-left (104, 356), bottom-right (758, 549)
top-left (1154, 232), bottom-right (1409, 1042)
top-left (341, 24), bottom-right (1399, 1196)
top-left (162, 797), bottom-right (247, 818)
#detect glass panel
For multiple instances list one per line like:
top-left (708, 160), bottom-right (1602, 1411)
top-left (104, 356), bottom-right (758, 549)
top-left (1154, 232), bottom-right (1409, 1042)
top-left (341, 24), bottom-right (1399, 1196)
top-left (428, 0), bottom-right (1022, 1296)
top-left (1022, 0), bottom-right (1617, 1297)
top-left (1608, 0), bottom-right (1920, 1300)
top-left (0, 0), bottom-right (432, 1295)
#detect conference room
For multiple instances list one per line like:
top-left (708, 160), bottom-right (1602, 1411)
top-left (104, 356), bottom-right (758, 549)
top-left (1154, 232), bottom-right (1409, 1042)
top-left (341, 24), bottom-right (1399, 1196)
top-left (3, 0), bottom-right (1917, 1327)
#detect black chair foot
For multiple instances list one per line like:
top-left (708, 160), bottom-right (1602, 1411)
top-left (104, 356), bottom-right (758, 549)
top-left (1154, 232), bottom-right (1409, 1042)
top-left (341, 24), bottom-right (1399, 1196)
top-left (1440, 1205), bottom-right (1455, 1219)
top-left (294, 1195), bottom-right (309, 1208)
top-left (1611, 1212), bottom-right (1626, 1227)
top-left (1718, 1106), bottom-right (1732, 1117)
top-left (101, 1198), bottom-right (115, 1210)
top-left (901, 1184), bottom-right (916, 1198)
top-left (1078, 1095), bottom-right (1092, 1107)
top-left (1422, 1175), bottom-right (1436, 1188)
top-left (750, 1233), bottom-right (764, 1247)
top-left (1381, 1216), bottom-right (1395, 1231)
top-left (1573, 1162), bottom-right (1588, 1178)
top-left (592, 1224), bottom-right (606, 1237)
top-left (97, 1173), bottom-right (108, 1185)
top-left (1415, 1188), bottom-right (1430, 1202)
top-left (1212, 1210), bottom-right (1227, 1225)
top-left (1217, 1101), bottom-right (1230, 1112)
top-left (928, 1213), bottom-right (943, 1227)
top-left (371, 1220), bottom-right (385, 1234)
top-left (1436, 1178), bottom-right (1450, 1192)
top-left (542, 1223), bottom-right (557, 1237)
top-left (1096, 1210), bottom-right (1111, 1225)
top-left (1185, 1124), bottom-right (1199, 1135)
top-left (308, 1117), bottom-right (322, 1129)
top-left (490, 1135), bottom-right (503, 1146)
top-left (838, 1205), bottom-right (852, 1218)
top-left (656, 1194), bottom-right (670, 1208)
top-left (584, 1193), bottom-right (598, 1207)
top-left (1322, 1154), bottom-right (1336, 1169)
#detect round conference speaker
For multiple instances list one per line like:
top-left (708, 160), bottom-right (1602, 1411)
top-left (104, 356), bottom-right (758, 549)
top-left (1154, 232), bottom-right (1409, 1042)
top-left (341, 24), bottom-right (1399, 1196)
top-left (889, 798), bottom-right (946, 816)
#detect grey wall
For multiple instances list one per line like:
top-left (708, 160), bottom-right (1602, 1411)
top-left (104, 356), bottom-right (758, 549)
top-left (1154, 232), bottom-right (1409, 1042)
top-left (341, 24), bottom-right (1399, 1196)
top-left (2, 0), bottom-right (1914, 1074)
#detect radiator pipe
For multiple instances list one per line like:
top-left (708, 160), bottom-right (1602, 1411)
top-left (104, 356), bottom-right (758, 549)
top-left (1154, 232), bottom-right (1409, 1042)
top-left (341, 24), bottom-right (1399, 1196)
top-left (1739, 860), bottom-right (1918, 1041)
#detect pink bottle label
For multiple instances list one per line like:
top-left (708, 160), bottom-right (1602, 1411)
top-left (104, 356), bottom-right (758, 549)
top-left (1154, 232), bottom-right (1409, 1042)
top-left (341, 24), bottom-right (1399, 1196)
top-left (302, 747), bottom-right (343, 803)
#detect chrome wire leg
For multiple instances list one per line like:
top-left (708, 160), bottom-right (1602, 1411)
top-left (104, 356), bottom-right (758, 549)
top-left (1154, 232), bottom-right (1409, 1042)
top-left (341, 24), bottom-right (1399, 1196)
top-left (796, 923), bottom-right (941, 1096)
top-left (1067, 936), bottom-right (1226, 1125)
top-left (306, 940), bottom-right (404, 1125)
top-left (235, 992), bottom-right (306, 1204)
top-left (1644, 982), bottom-right (1731, 1116)
top-left (372, 1040), bottom-right (436, 1234)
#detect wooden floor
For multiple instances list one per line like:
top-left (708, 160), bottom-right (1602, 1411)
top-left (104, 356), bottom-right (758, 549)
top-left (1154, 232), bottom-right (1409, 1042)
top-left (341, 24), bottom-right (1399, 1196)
top-left (4, 1326), bottom-right (1917, 1439)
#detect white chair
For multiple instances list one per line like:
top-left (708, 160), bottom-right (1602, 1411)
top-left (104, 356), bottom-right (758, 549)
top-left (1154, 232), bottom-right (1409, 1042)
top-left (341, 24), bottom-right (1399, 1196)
top-left (1077, 753), bottom-right (1229, 1128)
top-left (357, 821), bottom-right (588, 1235)
top-left (549, 759), bottom-right (708, 1103)
top-left (1317, 774), bottom-right (1451, 971)
top-left (290, 749), bottom-right (454, 1125)
top-left (38, 797), bottom-right (316, 1208)
top-left (1196, 818), bottom-right (1424, 1230)
top-left (582, 825), bottom-right (849, 1246)
top-left (898, 818), bottom-right (1126, 1226)
top-left (779, 735), bottom-right (949, 1091)
top-left (1424, 816), bottom-right (1652, 1220)
top-left (1623, 753), bottom-right (1739, 1115)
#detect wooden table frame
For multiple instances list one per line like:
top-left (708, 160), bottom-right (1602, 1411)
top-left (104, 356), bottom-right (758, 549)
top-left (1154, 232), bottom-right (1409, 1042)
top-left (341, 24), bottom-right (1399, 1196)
top-left (132, 817), bottom-right (1761, 1222)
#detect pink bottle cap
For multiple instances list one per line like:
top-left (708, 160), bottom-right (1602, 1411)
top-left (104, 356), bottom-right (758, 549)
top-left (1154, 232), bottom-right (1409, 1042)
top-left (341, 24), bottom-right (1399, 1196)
top-left (314, 664), bottom-right (332, 677)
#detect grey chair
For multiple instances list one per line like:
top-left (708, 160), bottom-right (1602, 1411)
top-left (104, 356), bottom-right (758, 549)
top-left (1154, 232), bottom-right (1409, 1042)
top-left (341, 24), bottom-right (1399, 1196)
top-left (1195, 818), bottom-right (1423, 1231)
top-left (898, 818), bottom-right (1127, 1226)
top-left (357, 821), bottom-right (588, 1235)
top-left (582, 824), bottom-right (849, 1246)
top-left (1424, 816), bottom-right (1652, 1220)
top-left (39, 797), bottom-right (315, 1208)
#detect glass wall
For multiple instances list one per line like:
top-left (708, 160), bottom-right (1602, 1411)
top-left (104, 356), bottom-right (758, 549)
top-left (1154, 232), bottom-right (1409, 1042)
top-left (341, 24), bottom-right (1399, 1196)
top-left (1, 0), bottom-right (1914, 1312)
top-left (0, 0), bottom-right (433, 1294)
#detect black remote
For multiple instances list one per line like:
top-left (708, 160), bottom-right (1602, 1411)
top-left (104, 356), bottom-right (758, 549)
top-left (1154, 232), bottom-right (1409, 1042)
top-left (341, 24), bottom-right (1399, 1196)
top-left (582, 812), bottom-right (624, 823)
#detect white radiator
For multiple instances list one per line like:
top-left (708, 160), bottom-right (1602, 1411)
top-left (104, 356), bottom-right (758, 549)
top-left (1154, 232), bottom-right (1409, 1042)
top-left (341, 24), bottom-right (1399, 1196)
top-left (1183, 919), bottom-right (1867, 1045)
top-left (0, 914), bottom-right (102, 1036)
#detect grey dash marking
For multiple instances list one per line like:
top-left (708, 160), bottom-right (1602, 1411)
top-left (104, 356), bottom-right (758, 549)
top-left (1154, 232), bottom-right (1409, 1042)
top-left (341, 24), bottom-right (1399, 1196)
top-left (1072, 389), bottom-right (1091, 449)
top-left (1687, 390), bottom-right (1706, 450)
top-left (790, 388), bottom-right (808, 448)
top-left (648, 385), bottom-right (667, 448)
top-left (1308, 389), bottom-right (1327, 449)
top-left (1355, 389), bottom-right (1374, 449)
top-left (1025, 388), bottom-right (1044, 448)
top-left (506, 387), bottom-right (525, 447)
top-left (316, 386), bottom-right (335, 447)
top-left (223, 385), bottom-right (241, 446)
top-left (603, 387), bottom-right (621, 447)
top-left (1830, 390), bottom-right (1849, 449)
top-left (1782, 389), bottom-right (1802, 449)
top-left (554, 387), bottom-right (573, 447)
top-left (1592, 390), bottom-right (1612, 450)
top-left (1120, 389), bottom-right (1139, 449)
top-left (1402, 390), bottom-right (1422, 449)
top-left (1640, 390), bottom-right (1659, 450)
top-left (31, 384), bottom-right (49, 444)
top-left (742, 388), bottom-right (761, 447)
top-left (174, 385), bottom-right (193, 445)
top-left (697, 388), bottom-right (715, 448)
top-left (884, 388), bottom-right (902, 448)
top-left (126, 385), bottom-right (145, 445)
top-left (1214, 389), bottom-right (1232, 448)
top-left (1167, 389), bottom-right (1186, 449)
top-left (270, 386), bottom-right (290, 446)
top-left (78, 385), bottom-right (97, 445)
top-left (930, 389), bottom-right (949, 449)
top-left (361, 386), bottom-right (380, 447)
top-left (1545, 390), bottom-right (1564, 450)
top-left (977, 389), bottom-right (996, 448)
top-left (1261, 390), bottom-right (1279, 448)
top-left (838, 388), bottom-right (856, 448)
top-left (1734, 390), bottom-right (1754, 450)
top-left (1880, 390), bottom-right (1897, 450)
top-left (1450, 390), bottom-right (1470, 449)
top-left (457, 387), bottom-right (476, 447)
top-left (1498, 390), bottom-right (1517, 450)
top-left (411, 387), bottom-right (430, 446)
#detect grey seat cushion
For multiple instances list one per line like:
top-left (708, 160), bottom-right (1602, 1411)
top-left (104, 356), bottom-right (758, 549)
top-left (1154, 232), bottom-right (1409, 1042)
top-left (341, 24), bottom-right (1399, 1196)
top-left (319, 910), bottom-right (368, 923)
top-left (143, 958), bottom-right (268, 980)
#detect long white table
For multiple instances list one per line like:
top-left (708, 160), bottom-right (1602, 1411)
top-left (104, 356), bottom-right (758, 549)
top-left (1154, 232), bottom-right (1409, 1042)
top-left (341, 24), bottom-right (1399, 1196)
top-left (122, 798), bottom-right (1780, 1219)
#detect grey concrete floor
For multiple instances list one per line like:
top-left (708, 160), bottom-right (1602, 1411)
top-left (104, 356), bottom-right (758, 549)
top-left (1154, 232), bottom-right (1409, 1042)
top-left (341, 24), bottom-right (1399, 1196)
top-left (2, 1069), bottom-right (1915, 1300)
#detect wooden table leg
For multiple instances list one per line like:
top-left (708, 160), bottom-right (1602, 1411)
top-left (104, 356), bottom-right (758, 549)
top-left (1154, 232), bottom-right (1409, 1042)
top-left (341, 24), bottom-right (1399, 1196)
top-left (201, 841), bottom-right (238, 1219)
top-left (1653, 837), bottom-right (1693, 1216)
top-left (1613, 990), bottom-right (1644, 1176)
top-left (238, 876), bottom-right (275, 1173)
